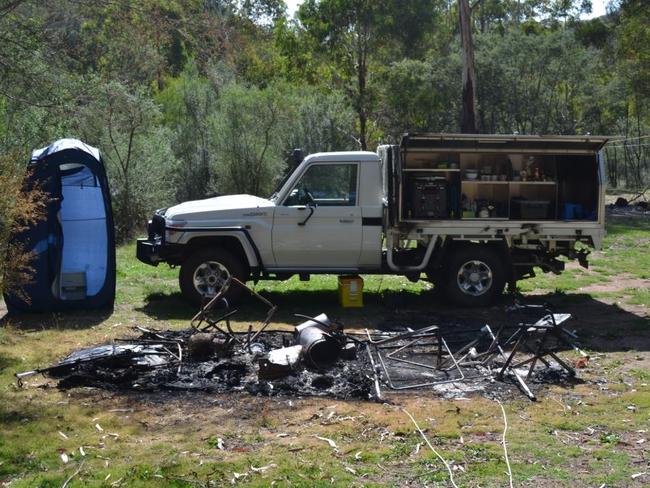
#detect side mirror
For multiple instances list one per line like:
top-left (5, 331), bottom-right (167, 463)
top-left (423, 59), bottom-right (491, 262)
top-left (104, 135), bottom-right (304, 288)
top-left (298, 206), bottom-right (315, 226)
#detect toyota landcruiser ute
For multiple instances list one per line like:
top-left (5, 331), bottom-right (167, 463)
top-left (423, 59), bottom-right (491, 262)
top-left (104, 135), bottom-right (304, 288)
top-left (137, 133), bottom-right (607, 307)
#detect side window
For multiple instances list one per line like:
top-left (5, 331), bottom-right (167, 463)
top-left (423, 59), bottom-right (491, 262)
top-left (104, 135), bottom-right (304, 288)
top-left (284, 164), bottom-right (358, 207)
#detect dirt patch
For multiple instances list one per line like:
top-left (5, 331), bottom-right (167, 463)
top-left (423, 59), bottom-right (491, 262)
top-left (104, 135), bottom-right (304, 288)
top-left (578, 276), bottom-right (650, 293)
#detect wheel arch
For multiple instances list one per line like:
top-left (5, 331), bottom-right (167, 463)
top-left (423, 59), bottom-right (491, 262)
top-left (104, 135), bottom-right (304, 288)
top-left (431, 238), bottom-right (512, 272)
top-left (182, 232), bottom-right (260, 275)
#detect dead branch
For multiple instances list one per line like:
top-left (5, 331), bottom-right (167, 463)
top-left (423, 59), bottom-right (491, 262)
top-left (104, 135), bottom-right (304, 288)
top-left (61, 459), bottom-right (86, 488)
top-left (403, 408), bottom-right (459, 488)
top-left (496, 400), bottom-right (513, 488)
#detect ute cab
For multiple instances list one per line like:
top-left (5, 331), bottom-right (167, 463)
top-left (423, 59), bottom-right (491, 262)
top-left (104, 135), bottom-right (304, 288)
top-left (137, 151), bottom-right (384, 304)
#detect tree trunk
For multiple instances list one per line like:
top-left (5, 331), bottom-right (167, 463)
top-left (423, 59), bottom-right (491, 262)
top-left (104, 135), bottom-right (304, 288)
top-left (459, 0), bottom-right (478, 134)
top-left (609, 145), bottom-right (618, 188)
top-left (357, 30), bottom-right (368, 150)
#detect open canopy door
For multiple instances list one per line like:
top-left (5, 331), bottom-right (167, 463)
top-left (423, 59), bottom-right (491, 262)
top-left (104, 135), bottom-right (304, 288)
top-left (401, 133), bottom-right (608, 154)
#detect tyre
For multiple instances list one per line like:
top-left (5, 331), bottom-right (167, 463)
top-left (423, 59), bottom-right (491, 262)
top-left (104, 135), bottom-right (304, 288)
top-left (443, 246), bottom-right (506, 307)
top-left (179, 247), bottom-right (248, 307)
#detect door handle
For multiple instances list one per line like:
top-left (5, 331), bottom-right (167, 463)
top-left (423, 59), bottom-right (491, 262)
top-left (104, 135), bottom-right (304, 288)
top-left (339, 219), bottom-right (354, 223)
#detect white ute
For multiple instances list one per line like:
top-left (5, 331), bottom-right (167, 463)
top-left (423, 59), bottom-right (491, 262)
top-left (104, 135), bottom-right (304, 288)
top-left (137, 133), bottom-right (608, 307)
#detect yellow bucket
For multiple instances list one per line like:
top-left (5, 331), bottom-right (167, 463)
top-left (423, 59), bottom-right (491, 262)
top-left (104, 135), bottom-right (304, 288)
top-left (338, 275), bottom-right (364, 308)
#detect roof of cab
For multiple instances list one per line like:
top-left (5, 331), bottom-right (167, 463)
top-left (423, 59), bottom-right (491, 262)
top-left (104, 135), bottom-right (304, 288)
top-left (401, 133), bottom-right (609, 154)
top-left (305, 151), bottom-right (380, 163)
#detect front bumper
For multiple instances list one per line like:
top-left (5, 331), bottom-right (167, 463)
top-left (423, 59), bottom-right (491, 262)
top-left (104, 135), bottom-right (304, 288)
top-left (136, 238), bottom-right (185, 266)
top-left (136, 238), bottom-right (162, 266)
top-left (137, 211), bottom-right (172, 266)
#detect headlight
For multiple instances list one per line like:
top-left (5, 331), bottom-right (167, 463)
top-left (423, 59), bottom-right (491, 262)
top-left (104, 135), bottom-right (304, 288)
top-left (166, 219), bottom-right (187, 229)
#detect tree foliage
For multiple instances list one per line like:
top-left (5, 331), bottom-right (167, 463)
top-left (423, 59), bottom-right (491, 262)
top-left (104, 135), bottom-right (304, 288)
top-left (0, 0), bottom-right (648, 288)
top-left (0, 151), bottom-right (47, 298)
top-left (294, 0), bottom-right (441, 148)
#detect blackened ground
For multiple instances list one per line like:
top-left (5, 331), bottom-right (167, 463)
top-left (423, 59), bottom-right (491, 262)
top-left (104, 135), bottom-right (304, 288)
top-left (49, 320), bottom-right (586, 402)
top-left (53, 329), bottom-right (376, 400)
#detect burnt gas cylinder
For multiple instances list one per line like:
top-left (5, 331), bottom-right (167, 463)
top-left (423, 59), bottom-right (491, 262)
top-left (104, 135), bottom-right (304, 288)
top-left (294, 314), bottom-right (342, 368)
top-left (298, 327), bottom-right (341, 368)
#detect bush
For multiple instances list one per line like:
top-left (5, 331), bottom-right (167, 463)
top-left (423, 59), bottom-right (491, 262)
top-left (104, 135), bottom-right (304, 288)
top-left (0, 151), bottom-right (47, 299)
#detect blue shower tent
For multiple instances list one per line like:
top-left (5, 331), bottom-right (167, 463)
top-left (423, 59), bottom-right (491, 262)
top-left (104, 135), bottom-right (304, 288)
top-left (4, 139), bottom-right (116, 312)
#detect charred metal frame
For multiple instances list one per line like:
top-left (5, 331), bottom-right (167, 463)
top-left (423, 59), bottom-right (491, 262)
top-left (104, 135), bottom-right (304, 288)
top-left (364, 325), bottom-right (465, 390)
top-left (495, 304), bottom-right (587, 382)
top-left (189, 276), bottom-right (277, 352)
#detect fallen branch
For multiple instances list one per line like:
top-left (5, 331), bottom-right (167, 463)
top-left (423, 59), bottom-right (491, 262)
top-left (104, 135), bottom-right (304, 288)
top-left (496, 400), bottom-right (513, 488)
top-left (403, 409), bottom-right (459, 488)
top-left (61, 459), bottom-right (85, 488)
top-left (314, 435), bottom-right (339, 451)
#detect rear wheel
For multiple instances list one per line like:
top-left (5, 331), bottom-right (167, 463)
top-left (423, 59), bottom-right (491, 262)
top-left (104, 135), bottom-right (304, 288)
top-left (444, 246), bottom-right (506, 307)
top-left (179, 248), bottom-right (248, 307)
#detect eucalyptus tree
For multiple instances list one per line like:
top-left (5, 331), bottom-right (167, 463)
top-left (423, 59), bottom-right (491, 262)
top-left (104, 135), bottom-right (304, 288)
top-left (295, 0), bottom-right (440, 150)
top-left (475, 28), bottom-right (601, 134)
top-left (72, 80), bottom-right (176, 240)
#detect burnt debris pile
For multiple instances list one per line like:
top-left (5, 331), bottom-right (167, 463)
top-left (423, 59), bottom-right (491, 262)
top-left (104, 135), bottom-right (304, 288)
top-left (41, 326), bottom-right (373, 399)
top-left (15, 279), bottom-right (589, 401)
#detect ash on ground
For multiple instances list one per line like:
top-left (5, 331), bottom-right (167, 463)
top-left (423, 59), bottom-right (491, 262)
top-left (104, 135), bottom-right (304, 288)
top-left (36, 325), bottom-right (584, 402)
top-left (50, 329), bottom-right (375, 400)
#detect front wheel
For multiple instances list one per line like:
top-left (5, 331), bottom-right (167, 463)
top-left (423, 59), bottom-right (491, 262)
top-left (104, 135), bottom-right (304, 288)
top-left (179, 248), bottom-right (248, 307)
top-left (444, 246), bottom-right (506, 307)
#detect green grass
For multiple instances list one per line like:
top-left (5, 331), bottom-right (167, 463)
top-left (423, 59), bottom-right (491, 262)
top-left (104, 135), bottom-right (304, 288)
top-left (518, 217), bottom-right (650, 298)
top-left (0, 215), bottom-right (648, 486)
top-left (590, 218), bottom-right (650, 280)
